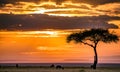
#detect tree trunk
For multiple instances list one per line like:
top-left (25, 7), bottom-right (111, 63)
top-left (91, 47), bottom-right (98, 69)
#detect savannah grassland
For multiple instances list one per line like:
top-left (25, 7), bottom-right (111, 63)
top-left (0, 67), bottom-right (120, 72)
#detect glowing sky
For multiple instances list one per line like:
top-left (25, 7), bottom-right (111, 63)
top-left (0, 0), bottom-right (120, 63)
top-left (0, 0), bottom-right (120, 17)
top-left (0, 30), bottom-right (120, 63)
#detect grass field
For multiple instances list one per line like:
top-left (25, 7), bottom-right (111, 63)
top-left (0, 67), bottom-right (120, 72)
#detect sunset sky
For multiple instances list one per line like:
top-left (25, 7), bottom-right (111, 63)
top-left (0, 0), bottom-right (120, 63)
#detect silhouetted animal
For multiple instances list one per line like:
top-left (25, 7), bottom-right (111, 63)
top-left (16, 64), bottom-right (19, 68)
top-left (50, 64), bottom-right (55, 68)
top-left (91, 65), bottom-right (93, 68)
top-left (56, 65), bottom-right (64, 69)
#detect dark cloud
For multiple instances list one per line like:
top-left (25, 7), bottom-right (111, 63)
top-left (73, 0), bottom-right (120, 5)
top-left (0, 0), bottom-right (40, 7)
top-left (54, 0), bottom-right (65, 5)
top-left (0, 14), bottom-right (119, 31)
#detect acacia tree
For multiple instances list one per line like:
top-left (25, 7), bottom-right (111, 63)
top-left (67, 29), bottom-right (119, 69)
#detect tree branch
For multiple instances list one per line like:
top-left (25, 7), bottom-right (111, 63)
top-left (81, 41), bottom-right (94, 47)
top-left (85, 38), bottom-right (94, 42)
top-left (93, 40), bottom-right (99, 48)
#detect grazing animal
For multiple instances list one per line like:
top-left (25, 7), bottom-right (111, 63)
top-left (50, 64), bottom-right (55, 68)
top-left (16, 64), bottom-right (19, 68)
top-left (90, 65), bottom-right (93, 69)
top-left (56, 65), bottom-right (64, 69)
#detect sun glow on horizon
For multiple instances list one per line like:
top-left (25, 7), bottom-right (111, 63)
top-left (0, 29), bottom-right (120, 63)
top-left (0, 30), bottom-right (70, 38)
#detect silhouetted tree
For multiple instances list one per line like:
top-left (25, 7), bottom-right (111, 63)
top-left (67, 29), bottom-right (119, 69)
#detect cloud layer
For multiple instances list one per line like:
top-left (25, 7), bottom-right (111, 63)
top-left (0, 0), bottom-right (120, 17)
top-left (0, 0), bottom-right (120, 6)
top-left (0, 14), bottom-right (119, 30)
top-left (0, 0), bottom-right (120, 30)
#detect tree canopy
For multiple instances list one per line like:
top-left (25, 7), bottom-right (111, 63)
top-left (67, 29), bottom-right (119, 47)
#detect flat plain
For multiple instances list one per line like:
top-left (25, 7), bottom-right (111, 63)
top-left (0, 67), bottom-right (120, 72)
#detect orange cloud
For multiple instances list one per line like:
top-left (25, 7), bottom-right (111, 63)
top-left (95, 3), bottom-right (120, 17)
top-left (0, 1), bottom-right (120, 17)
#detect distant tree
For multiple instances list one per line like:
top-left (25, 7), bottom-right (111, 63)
top-left (67, 29), bottom-right (119, 69)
